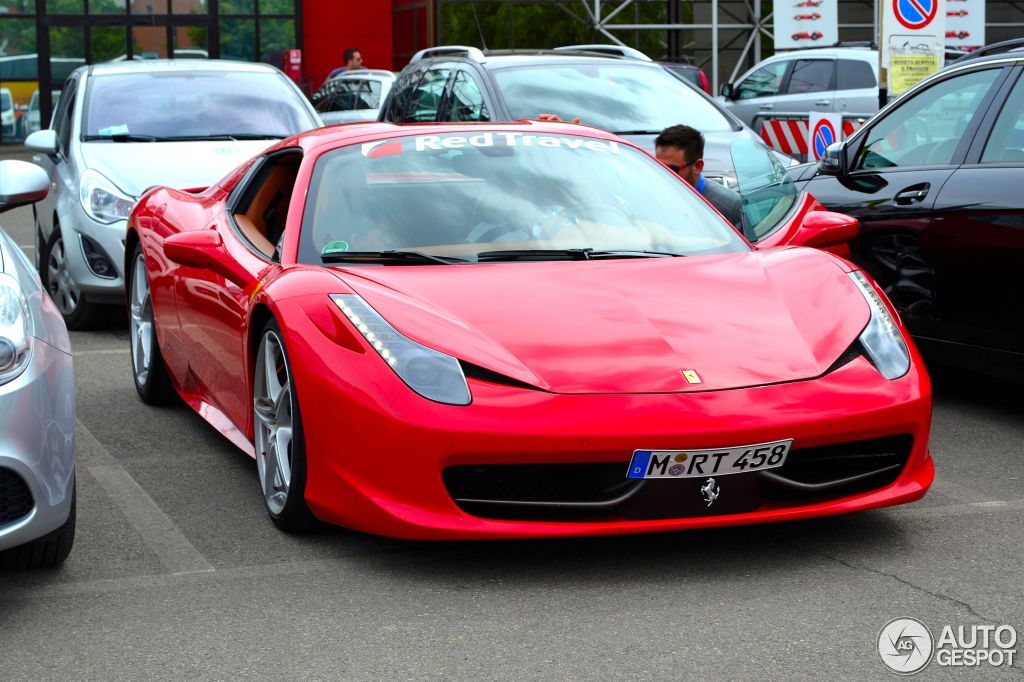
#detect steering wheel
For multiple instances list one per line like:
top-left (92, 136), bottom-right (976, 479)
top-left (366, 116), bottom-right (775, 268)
top-left (531, 202), bottom-right (633, 240)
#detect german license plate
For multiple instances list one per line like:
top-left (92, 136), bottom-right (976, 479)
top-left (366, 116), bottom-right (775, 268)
top-left (626, 439), bottom-right (792, 479)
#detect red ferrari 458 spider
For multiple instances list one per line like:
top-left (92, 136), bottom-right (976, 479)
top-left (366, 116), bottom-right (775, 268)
top-left (125, 122), bottom-right (933, 539)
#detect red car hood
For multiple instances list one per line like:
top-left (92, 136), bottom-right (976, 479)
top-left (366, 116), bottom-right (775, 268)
top-left (329, 249), bottom-right (869, 394)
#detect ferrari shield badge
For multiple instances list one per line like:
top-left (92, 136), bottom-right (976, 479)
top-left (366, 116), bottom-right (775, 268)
top-left (701, 478), bottom-right (720, 506)
top-left (681, 369), bottom-right (702, 384)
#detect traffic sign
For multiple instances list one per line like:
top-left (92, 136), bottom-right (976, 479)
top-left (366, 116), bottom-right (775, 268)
top-left (894, 0), bottom-right (938, 30)
top-left (808, 113), bottom-right (841, 161)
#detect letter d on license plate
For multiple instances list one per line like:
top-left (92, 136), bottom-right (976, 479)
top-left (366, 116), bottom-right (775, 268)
top-left (626, 439), bottom-right (792, 479)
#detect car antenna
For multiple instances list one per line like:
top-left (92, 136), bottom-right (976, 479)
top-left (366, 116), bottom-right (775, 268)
top-left (471, 5), bottom-right (489, 51)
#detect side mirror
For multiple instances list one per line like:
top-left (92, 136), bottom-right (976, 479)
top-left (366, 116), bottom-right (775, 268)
top-left (791, 210), bottom-right (859, 249)
top-left (164, 230), bottom-right (225, 268)
top-left (818, 141), bottom-right (847, 176)
top-left (0, 160), bottom-right (50, 214)
top-left (164, 229), bottom-right (252, 287)
top-left (719, 83), bottom-right (734, 99)
top-left (25, 129), bottom-right (59, 156)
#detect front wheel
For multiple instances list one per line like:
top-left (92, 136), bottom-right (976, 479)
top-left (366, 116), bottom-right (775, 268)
top-left (128, 244), bottom-right (174, 404)
top-left (40, 227), bottom-right (109, 330)
top-left (253, 319), bottom-right (317, 533)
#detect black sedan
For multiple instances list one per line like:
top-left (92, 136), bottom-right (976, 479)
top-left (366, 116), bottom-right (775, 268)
top-left (790, 43), bottom-right (1024, 381)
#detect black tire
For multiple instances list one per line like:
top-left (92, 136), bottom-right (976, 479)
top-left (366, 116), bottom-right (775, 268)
top-left (0, 477), bottom-right (76, 570)
top-left (254, 319), bottom-right (318, 533)
top-left (39, 225), bottom-right (110, 330)
top-left (128, 243), bottom-right (175, 405)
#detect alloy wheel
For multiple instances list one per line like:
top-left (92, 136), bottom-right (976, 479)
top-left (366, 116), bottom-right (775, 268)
top-left (254, 330), bottom-right (294, 516)
top-left (46, 237), bottom-right (81, 315)
top-left (128, 253), bottom-right (153, 387)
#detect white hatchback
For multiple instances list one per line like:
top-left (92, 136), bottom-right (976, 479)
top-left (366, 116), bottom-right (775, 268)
top-left (24, 59), bottom-right (321, 329)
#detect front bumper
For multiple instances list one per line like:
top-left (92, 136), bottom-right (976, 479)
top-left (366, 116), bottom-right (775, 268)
top-left (280, 304), bottom-right (933, 540)
top-left (56, 201), bottom-right (126, 303)
top-left (0, 339), bottom-right (75, 552)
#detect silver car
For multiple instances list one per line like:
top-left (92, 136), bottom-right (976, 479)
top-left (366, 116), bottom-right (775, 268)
top-left (718, 47), bottom-right (879, 129)
top-left (0, 160), bottom-right (76, 570)
top-left (25, 59), bottom-right (321, 329)
top-left (313, 70), bottom-right (396, 125)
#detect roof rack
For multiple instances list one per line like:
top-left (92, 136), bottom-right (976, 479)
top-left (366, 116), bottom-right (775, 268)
top-left (553, 44), bottom-right (652, 61)
top-left (410, 46), bottom-right (486, 64)
top-left (951, 38), bottom-right (1024, 64)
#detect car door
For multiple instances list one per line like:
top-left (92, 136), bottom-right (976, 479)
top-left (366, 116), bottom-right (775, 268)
top-left (835, 57), bottom-right (878, 116)
top-left (803, 64), bottom-right (1008, 340)
top-left (727, 59), bottom-right (790, 127)
top-left (779, 58), bottom-right (836, 115)
top-left (175, 150), bottom-right (303, 431)
top-left (32, 76), bottom-right (79, 250)
top-left (925, 65), bottom-right (1024, 356)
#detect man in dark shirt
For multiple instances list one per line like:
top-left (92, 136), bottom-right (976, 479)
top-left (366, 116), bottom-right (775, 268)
top-left (654, 124), bottom-right (744, 229)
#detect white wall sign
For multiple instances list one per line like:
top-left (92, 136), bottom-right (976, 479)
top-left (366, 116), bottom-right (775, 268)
top-left (945, 0), bottom-right (984, 49)
top-left (773, 0), bottom-right (838, 51)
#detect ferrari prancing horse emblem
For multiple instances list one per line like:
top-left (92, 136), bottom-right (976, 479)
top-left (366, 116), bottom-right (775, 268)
top-left (701, 478), bottom-right (720, 506)
top-left (681, 369), bottom-right (702, 384)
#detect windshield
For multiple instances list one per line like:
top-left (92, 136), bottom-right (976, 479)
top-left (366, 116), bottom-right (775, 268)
top-left (315, 79), bottom-right (384, 112)
top-left (731, 138), bottom-right (800, 241)
top-left (491, 63), bottom-right (733, 134)
top-left (299, 131), bottom-right (749, 264)
top-left (82, 71), bottom-right (317, 140)
top-left (0, 91), bottom-right (11, 112)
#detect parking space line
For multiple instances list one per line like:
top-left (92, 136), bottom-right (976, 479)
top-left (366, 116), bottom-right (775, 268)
top-left (77, 419), bottom-right (215, 576)
top-left (74, 348), bottom-right (131, 356)
top-left (890, 498), bottom-right (1024, 519)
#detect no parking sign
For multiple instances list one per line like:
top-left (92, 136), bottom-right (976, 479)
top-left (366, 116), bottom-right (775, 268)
top-left (808, 113), bottom-right (841, 162)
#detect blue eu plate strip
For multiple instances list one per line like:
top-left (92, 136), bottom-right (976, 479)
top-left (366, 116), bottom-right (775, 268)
top-left (627, 451), bottom-right (652, 479)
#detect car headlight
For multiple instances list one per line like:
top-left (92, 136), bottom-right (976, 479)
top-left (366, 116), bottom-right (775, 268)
top-left (331, 294), bottom-right (471, 406)
top-left (849, 272), bottom-right (910, 380)
top-left (79, 169), bottom-right (135, 224)
top-left (0, 273), bottom-right (34, 386)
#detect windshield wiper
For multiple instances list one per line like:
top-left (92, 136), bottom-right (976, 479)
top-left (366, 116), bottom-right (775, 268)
top-left (610, 129), bottom-right (664, 136)
top-left (82, 133), bottom-right (167, 142)
top-left (321, 250), bottom-right (468, 265)
top-left (475, 248), bottom-right (683, 262)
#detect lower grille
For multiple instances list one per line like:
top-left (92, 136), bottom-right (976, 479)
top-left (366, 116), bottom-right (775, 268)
top-left (0, 468), bottom-right (34, 525)
top-left (443, 435), bottom-right (914, 522)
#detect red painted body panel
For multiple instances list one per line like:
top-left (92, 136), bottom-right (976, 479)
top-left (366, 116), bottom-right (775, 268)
top-left (127, 121), bottom-right (933, 539)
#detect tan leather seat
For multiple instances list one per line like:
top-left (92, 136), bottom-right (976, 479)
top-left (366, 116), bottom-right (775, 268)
top-left (235, 213), bottom-right (276, 257)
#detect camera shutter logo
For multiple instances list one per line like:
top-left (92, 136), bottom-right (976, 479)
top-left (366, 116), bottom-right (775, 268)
top-left (878, 618), bottom-right (934, 674)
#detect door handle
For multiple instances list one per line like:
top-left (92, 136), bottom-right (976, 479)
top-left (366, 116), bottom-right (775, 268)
top-left (814, 99), bottom-right (830, 106)
top-left (894, 186), bottom-right (930, 205)
top-left (759, 104), bottom-right (774, 111)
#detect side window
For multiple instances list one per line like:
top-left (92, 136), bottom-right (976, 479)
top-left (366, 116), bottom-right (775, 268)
top-left (857, 68), bottom-right (1001, 170)
top-left (736, 61), bottom-right (788, 99)
top-left (382, 70), bottom-right (421, 122)
top-left (447, 70), bottom-right (489, 122)
top-left (53, 79), bottom-right (77, 155)
top-left (232, 151), bottom-right (303, 260)
top-left (981, 74), bottom-right (1024, 164)
top-left (403, 66), bottom-right (451, 123)
top-left (836, 60), bottom-right (876, 89)
top-left (785, 60), bottom-right (833, 94)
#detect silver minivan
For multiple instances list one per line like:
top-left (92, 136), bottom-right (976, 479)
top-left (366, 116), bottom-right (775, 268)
top-left (718, 47), bottom-right (879, 129)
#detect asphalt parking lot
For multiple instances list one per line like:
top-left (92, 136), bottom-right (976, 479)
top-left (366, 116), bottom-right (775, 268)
top-left (0, 144), bottom-right (1022, 680)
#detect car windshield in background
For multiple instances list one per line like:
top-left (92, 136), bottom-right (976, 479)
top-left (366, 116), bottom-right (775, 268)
top-left (731, 138), bottom-right (800, 241)
top-left (0, 91), bottom-right (11, 111)
top-left (81, 71), bottom-right (317, 140)
top-left (490, 63), bottom-right (734, 134)
top-left (316, 80), bottom-right (383, 112)
top-left (299, 131), bottom-right (749, 264)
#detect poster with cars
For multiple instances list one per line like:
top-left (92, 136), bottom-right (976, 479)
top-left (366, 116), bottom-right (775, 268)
top-left (773, 0), bottom-right (838, 51)
top-left (945, 0), bottom-right (984, 49)
top-left (882, 0), bottom-right (946, 95)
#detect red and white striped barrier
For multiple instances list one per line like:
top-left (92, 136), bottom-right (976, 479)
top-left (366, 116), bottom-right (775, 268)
top-left (758, 116), bottom-right (865, 159)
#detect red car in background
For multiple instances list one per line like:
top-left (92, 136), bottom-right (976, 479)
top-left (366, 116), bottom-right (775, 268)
top-left (794, 13), bottom-right (822, 20)
top-left (792, 31), bottom-right (825, 40)
top-left (125, 121), bottom-right (932, 539)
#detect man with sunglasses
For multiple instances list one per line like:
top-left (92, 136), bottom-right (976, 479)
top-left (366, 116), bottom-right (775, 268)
top-left (655, 124), bottom-right (743, 229)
